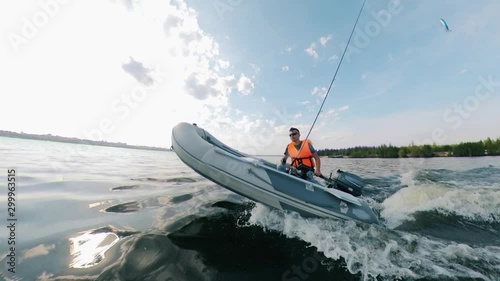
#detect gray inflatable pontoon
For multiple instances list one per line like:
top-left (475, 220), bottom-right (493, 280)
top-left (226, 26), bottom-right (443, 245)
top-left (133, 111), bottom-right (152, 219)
top-left (172, 122), bottom-right (380, 225)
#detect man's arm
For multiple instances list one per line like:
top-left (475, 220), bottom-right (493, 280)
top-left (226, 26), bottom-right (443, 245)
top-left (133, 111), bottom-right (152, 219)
top-left (312, 152), bottom-right (321, 176)
top-left (281, 148), bottom-right (289, 164)
top-left (307, 141), bottom-right (321, 176)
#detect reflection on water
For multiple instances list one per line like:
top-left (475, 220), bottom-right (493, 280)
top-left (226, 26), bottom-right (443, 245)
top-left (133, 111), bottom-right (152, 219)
top-left (69, 230), bottom-right (120, 269)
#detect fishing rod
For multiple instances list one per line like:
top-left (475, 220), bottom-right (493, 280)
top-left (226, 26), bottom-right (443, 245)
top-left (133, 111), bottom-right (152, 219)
top-left (304, 0), bottom-right (366, 140)
top-left (292, 0), bottom-right (367, 172)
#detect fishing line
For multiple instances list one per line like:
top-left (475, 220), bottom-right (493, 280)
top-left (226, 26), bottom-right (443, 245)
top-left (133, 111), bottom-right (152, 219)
top-left (302, 0), bottom-right (367, 142)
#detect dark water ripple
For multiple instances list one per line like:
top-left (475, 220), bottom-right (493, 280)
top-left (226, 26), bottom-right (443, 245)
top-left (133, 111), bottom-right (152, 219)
top-left (105, 202), bottom-right (141, 213)
top-left (96, 201), bottom-right (360, 281)
top-left (414, 166), bottom-right (500, 188)
top-left (131, 177), bottom-right (197, 183)
top-left (396, 211), bottom-right (500, 247)
top-left (363, 175), bottom-right (405, 201)
top-left (111, 185), bottom-right (140, 191)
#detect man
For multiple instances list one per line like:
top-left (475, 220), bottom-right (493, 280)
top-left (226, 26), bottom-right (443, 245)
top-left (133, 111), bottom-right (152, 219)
top-left (281, 127), bottom-right (322, 179)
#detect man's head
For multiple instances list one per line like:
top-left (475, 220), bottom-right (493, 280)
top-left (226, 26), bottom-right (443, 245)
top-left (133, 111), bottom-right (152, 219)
top-left (289, 127), bottom-right (300, 139)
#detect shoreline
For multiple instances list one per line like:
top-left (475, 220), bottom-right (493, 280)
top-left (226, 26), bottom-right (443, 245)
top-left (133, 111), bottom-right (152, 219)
top-left (0, 131), bottom-right (170, 152)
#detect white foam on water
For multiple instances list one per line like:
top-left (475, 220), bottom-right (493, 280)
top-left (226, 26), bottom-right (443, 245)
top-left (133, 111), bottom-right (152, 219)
top-left (247, 203), bottom-right (500, 280)
top-left (381, 185), bottom-right (500, 229)
top-left (380, 170), bottom-right (500, 229)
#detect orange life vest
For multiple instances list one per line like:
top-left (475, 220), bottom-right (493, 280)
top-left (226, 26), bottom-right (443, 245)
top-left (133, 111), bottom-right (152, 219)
top-left (287, 140), bottom-right (314, 168)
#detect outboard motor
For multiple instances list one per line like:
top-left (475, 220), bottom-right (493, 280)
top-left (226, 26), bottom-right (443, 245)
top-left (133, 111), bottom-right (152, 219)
top-left (331, 169), bottom-right (365, 197)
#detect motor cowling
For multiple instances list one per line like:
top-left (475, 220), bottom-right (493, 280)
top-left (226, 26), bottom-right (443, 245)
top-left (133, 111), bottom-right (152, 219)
top-left (332, 170), bottom-right (364, 197)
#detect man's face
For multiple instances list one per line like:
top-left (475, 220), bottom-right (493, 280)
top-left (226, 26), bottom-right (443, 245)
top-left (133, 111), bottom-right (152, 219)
top-left (289, 130), bottom-right (300, 141)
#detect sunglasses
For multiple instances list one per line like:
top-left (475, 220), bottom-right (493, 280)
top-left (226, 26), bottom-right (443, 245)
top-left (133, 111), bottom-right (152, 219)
top-left (289, 132), bottom-right (298, 137)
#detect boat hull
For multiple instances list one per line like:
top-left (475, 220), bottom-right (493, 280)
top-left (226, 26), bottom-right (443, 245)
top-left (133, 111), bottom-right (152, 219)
top-left (172, 122), bottom-right (379, 225)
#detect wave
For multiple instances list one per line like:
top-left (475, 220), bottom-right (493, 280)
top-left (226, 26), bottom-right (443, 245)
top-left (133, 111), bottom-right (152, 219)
top-left (395, 210), bottom-right (500, 246)
top-left (247, 204), bottom-right (500, 281)
top-left (103, 193), bottom-right (196, 214)
top-left (380, 170), bottom-right (500, 229)
top-left (413, 166), bottom-right (500, 189)
top-left (363, 175), bottom-right (406, 201)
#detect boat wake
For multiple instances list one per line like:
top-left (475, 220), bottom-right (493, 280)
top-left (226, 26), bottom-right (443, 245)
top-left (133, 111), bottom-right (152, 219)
top-left (381, 169), bottom-right (500, 229)
top-left (247, 202), bottom-right (500, 281)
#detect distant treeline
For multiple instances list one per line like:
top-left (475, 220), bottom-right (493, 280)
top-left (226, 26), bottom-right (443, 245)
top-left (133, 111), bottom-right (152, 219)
top-left (318, 137), bottom-right (500, 158)
top-left (0, 130), bottom-right (170, 152)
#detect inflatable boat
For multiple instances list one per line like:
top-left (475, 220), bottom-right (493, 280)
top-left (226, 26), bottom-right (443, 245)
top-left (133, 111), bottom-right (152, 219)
top-left (171, 122), bottom-right (379, 225)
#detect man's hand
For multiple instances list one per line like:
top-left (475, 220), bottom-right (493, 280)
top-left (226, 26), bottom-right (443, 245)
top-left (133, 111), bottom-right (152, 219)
top-left (281, 157), bottom-right (287, 165)
top-left (314, 170), bottom-right (322, 177)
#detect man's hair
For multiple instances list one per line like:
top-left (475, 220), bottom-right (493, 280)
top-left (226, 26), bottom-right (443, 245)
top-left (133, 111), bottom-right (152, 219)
top-left (289, 127), bottom-right (300, 134)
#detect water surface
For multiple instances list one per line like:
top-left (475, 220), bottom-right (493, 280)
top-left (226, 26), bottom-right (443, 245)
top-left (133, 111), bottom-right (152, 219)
top-left (0, 137), bottom-right (499, 280)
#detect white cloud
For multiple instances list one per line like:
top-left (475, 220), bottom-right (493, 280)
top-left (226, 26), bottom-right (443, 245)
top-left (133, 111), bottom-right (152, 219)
top-left (306, 35), bottom-right (333, 60)
top-left (328, 55), bottom-right (339, 61)
top-left (184, 72), bottom-right (231, 101)
top-left (250, 63), bottom-right (260, 74)
top-left (324, 105), bottom-right (349, 122)
top-left (120, 0), bottom-right (136, 11)
top-left (2, 1), bottom-right (497, 156)
top-left (281, 66), bottom-right (289, 71)
top-left (237, 74), bottom-right (254, 95)
top-left (281, 46), bottom-right (294, 55)
top-left (319, 34), bottom-right (332, 46)
top-left (217, 59), bottom-right (230, 70)
top-left (0, 0), bottom-right (256, 148)
top-left (305, 43), bottom-right (318, 59)
top-left (311, 86), bottom-right (327, 98)
top-left (313, 95), bottom-right (500, 150)
top-left (121, 57), bottom-right (155, 86)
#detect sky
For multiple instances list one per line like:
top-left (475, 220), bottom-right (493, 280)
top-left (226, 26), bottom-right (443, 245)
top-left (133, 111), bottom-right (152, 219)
top-left (1, 0), bottom-right (499, 155)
